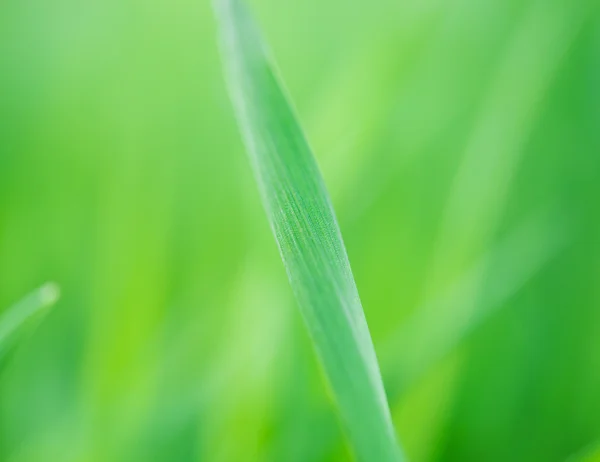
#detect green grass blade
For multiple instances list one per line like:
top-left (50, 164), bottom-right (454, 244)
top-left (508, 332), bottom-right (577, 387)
top-left (213, 1), bottom-right (404, 460)
top-left (0, 283), bottom-right (60, 363)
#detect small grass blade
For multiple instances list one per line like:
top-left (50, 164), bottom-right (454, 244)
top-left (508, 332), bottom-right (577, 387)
top-left (0, 282), bottom-right (60, 363)
top-left (213, 1), bottom-right (405, 460)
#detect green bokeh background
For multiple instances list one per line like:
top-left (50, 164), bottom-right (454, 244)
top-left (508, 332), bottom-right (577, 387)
top-left (1, 0), bottom-right (599, 460)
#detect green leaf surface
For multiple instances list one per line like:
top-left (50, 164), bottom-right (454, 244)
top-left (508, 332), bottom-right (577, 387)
top-left (0, 283), bottom-right (60, 364)
top-left (213, 0), bottom-right (405, 460)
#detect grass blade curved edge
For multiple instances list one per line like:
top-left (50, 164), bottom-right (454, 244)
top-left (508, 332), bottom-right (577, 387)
top-left (0, 282), bottom-right (60, 363)
top-left (213, 1), bottom-right (405, 460)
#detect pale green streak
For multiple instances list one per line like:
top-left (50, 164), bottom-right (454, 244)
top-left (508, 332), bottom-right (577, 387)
top-left (0, 283), bottom-right (60, 362)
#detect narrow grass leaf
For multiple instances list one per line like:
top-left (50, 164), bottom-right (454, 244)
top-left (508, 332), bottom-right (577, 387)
top-left (213, 1), bottom-right (404, 460)
top-left (0, 282), bottom-right (60, 363)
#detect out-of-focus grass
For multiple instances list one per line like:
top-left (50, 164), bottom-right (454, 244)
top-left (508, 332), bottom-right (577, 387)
top-left (0, 0), bottom-right (599, 461)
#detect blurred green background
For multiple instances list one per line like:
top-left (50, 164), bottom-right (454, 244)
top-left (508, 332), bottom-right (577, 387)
top-left (1, 0), bottom-right (599, 460)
